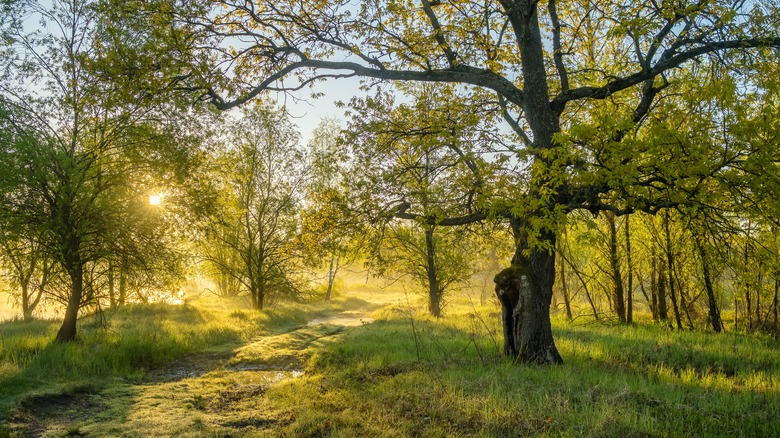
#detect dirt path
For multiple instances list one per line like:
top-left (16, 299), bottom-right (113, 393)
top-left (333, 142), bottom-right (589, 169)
top-left (8, 306), bottom-right (379, 437)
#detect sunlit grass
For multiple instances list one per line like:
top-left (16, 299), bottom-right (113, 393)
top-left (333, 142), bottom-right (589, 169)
top-left (0, 293), bottom-right (360, 421)
top-left (1, 283), bottom-right (779, 436)
top-left (268, 289), bottom-right (780, 437)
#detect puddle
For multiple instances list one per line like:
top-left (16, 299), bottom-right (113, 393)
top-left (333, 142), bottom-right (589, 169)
top-left (226, 363), bottom-right (304, 383)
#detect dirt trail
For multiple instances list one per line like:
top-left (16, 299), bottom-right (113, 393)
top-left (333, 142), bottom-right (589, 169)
top-left (8, 305), bottom-right (381, 437)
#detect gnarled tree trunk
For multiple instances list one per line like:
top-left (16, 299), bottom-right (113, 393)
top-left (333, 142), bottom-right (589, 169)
top-left (494, 230), bottom-right (562, 365)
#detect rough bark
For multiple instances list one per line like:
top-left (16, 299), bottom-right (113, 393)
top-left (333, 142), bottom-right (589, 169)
top-left (494, 231), bottom-right (562, 365)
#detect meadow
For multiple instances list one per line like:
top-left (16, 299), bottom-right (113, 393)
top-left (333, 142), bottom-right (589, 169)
top-left (0, 285), bottom-right (778, 437)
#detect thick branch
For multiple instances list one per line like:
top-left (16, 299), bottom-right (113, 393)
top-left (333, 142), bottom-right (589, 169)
top-left (420, 0), bottom-right (457, 67)
top-left (552, 37), bottom-right (780, 111)
top-left (208, 59), bottom-right (525, 110)
top-left (547, 0), bottom-right (569, 92)
top-left (394, 210), bottom-right (487, 226)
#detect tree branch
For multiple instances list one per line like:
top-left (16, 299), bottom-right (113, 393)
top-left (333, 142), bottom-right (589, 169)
top-left (208, 59), bottom-right (525, 110)
top-left (552, 37), bottom-right (780, 111)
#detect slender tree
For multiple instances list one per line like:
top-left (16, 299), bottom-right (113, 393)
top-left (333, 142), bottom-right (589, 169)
top-left (199, 105), bottom-right (309, 310)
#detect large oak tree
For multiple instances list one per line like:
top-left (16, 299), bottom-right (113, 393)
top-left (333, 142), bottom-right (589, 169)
top-left (147, 0), bottom-right (780, 363)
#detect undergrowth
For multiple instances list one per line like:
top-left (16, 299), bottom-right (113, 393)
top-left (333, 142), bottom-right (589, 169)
top-left (1, 289), bottom-right (778, 437)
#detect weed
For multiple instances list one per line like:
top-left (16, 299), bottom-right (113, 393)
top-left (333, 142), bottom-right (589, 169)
top-left (192, 394), bottom-right (208, 411)
top-left (65, 425), bottom-right (83, 436)
top-left (1, 285), bottom-right (779, 437)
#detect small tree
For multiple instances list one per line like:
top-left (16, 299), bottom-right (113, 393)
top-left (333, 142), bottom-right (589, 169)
top-left (343, 84), bottom-right (493, 316)
top-left (299, 118), bottom-right (359, 301)
top-left (0, 231), bottom-right (53, 321)
top-left (379, 222), bottom-right (474, 316)
top-left (199, 105), bottom-right (309, 310)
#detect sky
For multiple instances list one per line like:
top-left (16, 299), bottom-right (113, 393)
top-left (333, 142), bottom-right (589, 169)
top-left (275, 76), bottom-right (366, 147)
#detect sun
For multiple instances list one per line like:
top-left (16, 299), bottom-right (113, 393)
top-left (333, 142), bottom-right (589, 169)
top-left (149, 194), bottom-right (162, 205)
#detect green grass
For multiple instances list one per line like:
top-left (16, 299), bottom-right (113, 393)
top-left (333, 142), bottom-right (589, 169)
top-left (267, 302), bottom-right (780, 437)
top-left (1, 287), bottom-right (778, 437)
top-left (0, 294), bottom-right (360, 422)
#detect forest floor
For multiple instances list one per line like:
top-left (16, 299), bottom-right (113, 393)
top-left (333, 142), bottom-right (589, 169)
top-left (1, 285), bottom-right (779, 437)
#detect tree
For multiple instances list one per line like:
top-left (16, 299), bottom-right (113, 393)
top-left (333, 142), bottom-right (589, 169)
top-left (0, 236), bottom-right (52, 322)
top-left (198, 105), bottom-right (309, 310)
top-left (0, 0), bottom-right (202, 340)
top-left (150, 0), bottom-right (780, 363)
top-left (342, 84), bottom-right (493, 316)
top-left (299, 118), bottom-right (358, 301)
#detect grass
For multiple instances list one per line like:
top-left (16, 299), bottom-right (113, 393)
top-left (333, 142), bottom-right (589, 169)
top-left (0, 284), bottom-right (778, 436)
top-left (0, 294), bottom-right (363, 423)
top-left (266, 296), bottom-right (780, 437)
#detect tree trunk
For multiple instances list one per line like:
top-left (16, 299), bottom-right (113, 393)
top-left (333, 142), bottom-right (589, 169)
top-left (773, 278), bottom-right (778, 331)
top-left (494, 3), bottom-right (563, 364)
top-left (650, 246), bottom-right (659, 320)
top-left (625, 215), bottom-right (633, 324)
top-left (324, 254), bottom-right (338, 301)
top-left (326, 258), bottom-right (334, 301)
top-left (108, 260), bottom-right (117, 308)
top-left (673, 264), bottom-right (694, 329)
top-left (695, 237), bottom-right (723, 333)
top-left (657, 254), bottom-right (668, 321)
top-left (425, 227), bottom-right (442, 318)
top-left (562, 244), bottom-right (598, 320)
top-left (744, 242), bottom-right (752, 330)
top-left (664, 212), bottom-right (683, 329)
top-left (494, 230), bottom-right (562, 365)
top-left (56, 263), bottom-right (83, 342)
top-left (605, 211), bottom-right (626, 323)
top-left (118, 257), bottom-right (127, 306)
top-left (557, 242), bottom-right (572, 320)
top-left (249, 277), bottom-right (264, 310)
top-left (756, 270), bottom-right (762, 328)
top-left (21, 283), bottom-right (33, 322)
